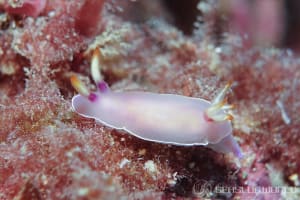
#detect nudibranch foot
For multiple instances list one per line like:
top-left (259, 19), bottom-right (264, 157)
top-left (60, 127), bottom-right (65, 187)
top-left (71, 49), bottom-right (243, 159)
top-left (208, 134), bottom-right (243, 159)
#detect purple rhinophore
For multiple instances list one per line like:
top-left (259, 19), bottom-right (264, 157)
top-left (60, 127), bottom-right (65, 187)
top-left (88, 93), bottom-right (98, 102)
top-left (97, 81), bottom-right (109, 93)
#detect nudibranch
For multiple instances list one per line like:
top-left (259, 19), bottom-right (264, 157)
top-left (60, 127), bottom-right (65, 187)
top-left (71, 49), bottom-right (243, 158)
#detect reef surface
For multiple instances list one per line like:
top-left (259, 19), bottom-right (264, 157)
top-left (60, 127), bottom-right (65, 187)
top-left (0, 0), bottom-right (299, 199)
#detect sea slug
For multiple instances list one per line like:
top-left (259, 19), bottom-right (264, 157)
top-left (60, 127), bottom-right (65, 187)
top-left (71, 49), bottom-right (243, 158)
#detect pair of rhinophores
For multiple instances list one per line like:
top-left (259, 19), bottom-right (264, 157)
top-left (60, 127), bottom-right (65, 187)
top-left (71, 49), bottom-right (243, 159)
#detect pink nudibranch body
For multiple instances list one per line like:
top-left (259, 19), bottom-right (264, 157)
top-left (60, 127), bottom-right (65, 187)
top-left (72, 91), bottom-right (242, 158)
top-left (71, 50), bottom-right (243, 158)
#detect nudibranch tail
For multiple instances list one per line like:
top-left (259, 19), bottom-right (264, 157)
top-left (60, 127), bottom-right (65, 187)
top-left (205, 83), bottom-right (234, 122)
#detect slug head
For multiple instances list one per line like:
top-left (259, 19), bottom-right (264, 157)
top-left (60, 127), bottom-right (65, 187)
top-left (70, 48), bottom-right (109, 102)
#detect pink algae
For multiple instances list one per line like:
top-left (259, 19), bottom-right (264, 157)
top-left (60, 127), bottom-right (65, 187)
top-left (3, 0), bottom-right (46, 17)
top-left (0, 0), bottom-right (300, 199)
top-left (75, 0), bottom-right (105, 37)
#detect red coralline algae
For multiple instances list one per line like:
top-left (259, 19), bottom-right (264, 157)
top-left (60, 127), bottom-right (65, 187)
top-left (75, 0), bottom-right (105, 37)
top-left (225, 0), bottom-right (284, 46)
top-left (3, 0), bottom-right (46, 17)
top-left (0, 0), bottom-right (300, 199)
top-left (0, 32), bottom-right (26, 76)
top-left (12, 15), bottom-right (84, 66)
